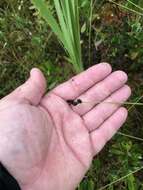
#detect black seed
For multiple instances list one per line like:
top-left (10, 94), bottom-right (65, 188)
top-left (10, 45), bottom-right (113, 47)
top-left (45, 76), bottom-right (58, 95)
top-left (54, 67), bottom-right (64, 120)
top-left (67, 99), bottom-right (74, 105)
top-left (67, 99), bottom-right (83, 106)
top-left (76, 99), bottom-right (82, 104)
top-left (73, 101), bottom-right (78, 106)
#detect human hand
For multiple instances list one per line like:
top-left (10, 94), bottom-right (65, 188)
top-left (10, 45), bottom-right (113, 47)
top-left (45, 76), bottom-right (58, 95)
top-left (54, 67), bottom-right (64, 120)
top-left (0, 63), bottom-right (131, 190)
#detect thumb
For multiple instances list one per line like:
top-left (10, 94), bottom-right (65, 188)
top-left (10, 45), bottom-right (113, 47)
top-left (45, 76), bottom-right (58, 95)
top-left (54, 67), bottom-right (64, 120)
top-left (4, 68), bottom-right (47, 106)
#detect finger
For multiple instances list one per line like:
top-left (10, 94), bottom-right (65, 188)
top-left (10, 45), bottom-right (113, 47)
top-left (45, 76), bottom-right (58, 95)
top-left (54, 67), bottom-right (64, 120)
top-left (52, 63), bottom-right (112, 99)
top-left (83, 85), bottom-right (131, 132)
top-left (72, 71), bottom-right (128, 115)
top-left (90, 107), bottom-right (128, 156)
top-left (3, 68), bottom-right (47, 105)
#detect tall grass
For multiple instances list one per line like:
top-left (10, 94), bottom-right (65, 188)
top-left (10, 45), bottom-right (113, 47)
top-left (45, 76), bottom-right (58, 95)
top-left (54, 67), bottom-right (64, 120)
top-left (31, 0), bottom-right (83, 73)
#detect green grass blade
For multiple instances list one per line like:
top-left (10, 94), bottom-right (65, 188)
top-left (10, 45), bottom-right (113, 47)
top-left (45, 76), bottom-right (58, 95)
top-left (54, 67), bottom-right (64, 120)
top-left (31, 0), bottom-right (83, 73)
top-left (59, 0), bottom-right (83, 71)
top-left (65, 0), bottom-right (80, 64)
top-left (61, 0), bottom-right (82, 71)
top-left (53, 0), bottom-right (74, 55)
top-left (109, 0), bottom-right (143, 16)
top-left (128, 94), bottom-right (143, 111)
top-left (31, 0), bottom-right (64, 43)
top-left (117, 132), bottom-right (143, 142)
top-left (127, 0), bottom-right (143, 11)
top-left (98, 166), bottom-right (143, 190)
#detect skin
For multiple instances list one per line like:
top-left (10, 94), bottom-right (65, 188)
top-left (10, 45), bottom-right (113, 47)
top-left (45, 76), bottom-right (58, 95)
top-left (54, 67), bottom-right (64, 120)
top-left (0, 63), bottom-right (131, 190)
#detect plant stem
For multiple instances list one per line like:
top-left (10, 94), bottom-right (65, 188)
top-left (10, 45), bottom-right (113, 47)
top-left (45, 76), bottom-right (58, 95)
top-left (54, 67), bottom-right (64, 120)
top-left (108, 0), bottom-right (143, 16)
top-left (98, 166), bottom-right (143, 190)
top-left (88, 0), bottom-right (93, 66)
top-left (127, 0), bottom-right (143, 11)
top-left (117, 132), bottom-right (143, 142)
top-left (128, 95), bottom-right (143, 111)
top-left (82, 101), bottom-right (143, 106)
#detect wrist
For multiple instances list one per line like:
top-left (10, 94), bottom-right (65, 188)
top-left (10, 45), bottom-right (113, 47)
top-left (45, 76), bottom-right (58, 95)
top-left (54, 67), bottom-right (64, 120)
top-left (21, 181), bottom-right (76, 190)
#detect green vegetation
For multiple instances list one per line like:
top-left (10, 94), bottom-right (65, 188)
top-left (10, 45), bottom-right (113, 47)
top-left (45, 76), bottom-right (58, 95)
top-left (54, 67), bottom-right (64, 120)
top-left (0, 0), bottom-right (143, 189)
top-left (31, 0), bottom-right (83, 73)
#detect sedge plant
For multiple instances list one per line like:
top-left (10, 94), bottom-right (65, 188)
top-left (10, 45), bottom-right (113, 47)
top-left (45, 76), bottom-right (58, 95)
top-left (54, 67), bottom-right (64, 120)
top-left (32, 0), bottom-right (143, 108)
top-left (31, 0), bottom-right (83, 73)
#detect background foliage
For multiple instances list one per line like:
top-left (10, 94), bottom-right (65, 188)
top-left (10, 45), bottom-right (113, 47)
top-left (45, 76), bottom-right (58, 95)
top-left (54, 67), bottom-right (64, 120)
top-left (0, 0), bottom-right (143, 189)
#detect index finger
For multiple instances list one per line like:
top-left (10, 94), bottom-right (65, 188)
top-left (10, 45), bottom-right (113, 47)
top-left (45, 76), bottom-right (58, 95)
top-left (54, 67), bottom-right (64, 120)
top-left (52, 63), bottom-right (112, 100)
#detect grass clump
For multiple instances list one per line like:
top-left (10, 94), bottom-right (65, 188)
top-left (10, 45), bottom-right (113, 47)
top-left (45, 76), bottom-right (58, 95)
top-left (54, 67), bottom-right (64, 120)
top-left (31, 0), bottom-right (83, 73)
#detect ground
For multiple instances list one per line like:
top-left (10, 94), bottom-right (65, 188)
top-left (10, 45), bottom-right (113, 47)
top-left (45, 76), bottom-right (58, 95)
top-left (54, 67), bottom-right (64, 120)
top-left (0, 0), bottom-right (143, 189)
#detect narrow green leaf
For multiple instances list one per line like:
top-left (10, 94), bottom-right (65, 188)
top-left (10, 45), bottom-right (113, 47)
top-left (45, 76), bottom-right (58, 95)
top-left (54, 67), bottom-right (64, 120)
top-left (31, 0), bottom-right (63, 44)
top-left (31, 0), bottom-right (83, 73)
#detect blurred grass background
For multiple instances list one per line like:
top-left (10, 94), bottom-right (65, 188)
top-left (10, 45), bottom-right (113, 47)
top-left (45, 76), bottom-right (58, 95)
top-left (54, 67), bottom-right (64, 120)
top-left (0, 0), bottom-right (143, 189)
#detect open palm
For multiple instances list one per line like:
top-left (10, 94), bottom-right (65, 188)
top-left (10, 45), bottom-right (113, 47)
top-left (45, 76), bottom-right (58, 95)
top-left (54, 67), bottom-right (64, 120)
top-left (0, 63), bottom-right (131, 190)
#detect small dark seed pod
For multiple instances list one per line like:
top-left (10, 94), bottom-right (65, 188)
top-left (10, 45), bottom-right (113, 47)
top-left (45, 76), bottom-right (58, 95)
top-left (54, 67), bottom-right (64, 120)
top-left (67, 99), bottom-right (82, 106)
top-left (76, 99), bottom-right (82, 104)
top-left (72, 101), bottom-right (79, 106)
top-left (67, 100), bottom-right (74, 105)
